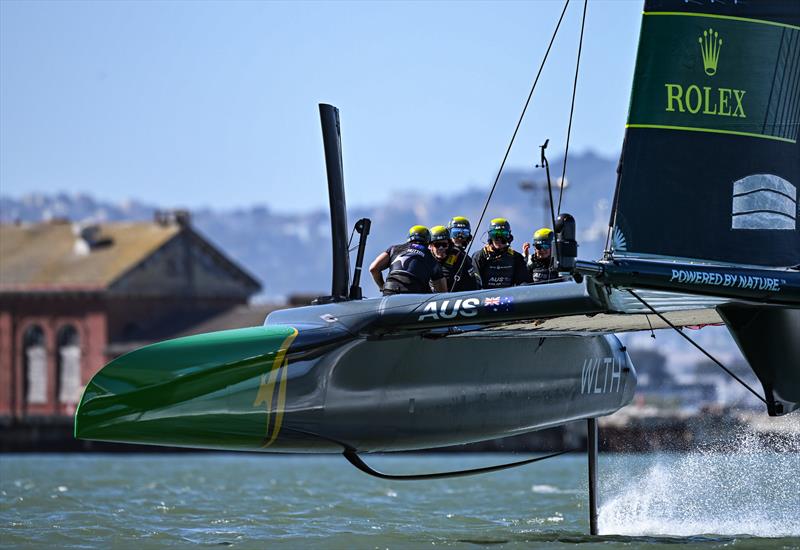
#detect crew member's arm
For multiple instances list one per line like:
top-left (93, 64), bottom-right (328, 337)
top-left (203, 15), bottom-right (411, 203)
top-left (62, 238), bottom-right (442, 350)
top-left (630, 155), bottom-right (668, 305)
top-left (431, 262), bottom-right (447, 293)
top-left (368, 252), bottom-right (390, 291)
top-left (522, 241), bottom-right (531, 261)
top-left (462, 255), bottom-right (482, 289)
top-left (523, 243), bottom-right (535, 269)
top-left (514, 252), bottom-right (532, 285)
top-left (471, 249), bottom-right (486, 288)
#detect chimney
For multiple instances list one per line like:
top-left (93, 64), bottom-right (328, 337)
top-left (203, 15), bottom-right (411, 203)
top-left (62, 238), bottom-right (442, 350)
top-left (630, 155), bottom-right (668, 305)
top-left (72, 223), bottom-right (113, 255)
top-left (154, 209), bottom-right (192, 227)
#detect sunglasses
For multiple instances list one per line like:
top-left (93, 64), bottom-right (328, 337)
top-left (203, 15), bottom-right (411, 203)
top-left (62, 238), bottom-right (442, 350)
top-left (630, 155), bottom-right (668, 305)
top-left (432, 242), bottom-right (449, 249)
top-left (534, 242), bottom-right (551, 250)
top-left (450, 228), bottom-right (471, 239)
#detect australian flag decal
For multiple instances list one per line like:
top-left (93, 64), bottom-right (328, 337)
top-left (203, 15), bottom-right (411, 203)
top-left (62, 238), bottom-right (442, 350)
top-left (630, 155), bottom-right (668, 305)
top-left (483, 296), bottom-right (514, 313)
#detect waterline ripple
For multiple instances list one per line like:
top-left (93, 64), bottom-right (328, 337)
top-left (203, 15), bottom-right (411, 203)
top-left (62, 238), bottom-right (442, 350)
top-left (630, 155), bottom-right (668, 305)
top-left (1, 446), bottom-right (798, 549)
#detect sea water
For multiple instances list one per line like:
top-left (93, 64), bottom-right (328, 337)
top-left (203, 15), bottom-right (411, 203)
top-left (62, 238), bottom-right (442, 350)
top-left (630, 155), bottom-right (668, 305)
top-left (1, 436), bottom-right (798, 549)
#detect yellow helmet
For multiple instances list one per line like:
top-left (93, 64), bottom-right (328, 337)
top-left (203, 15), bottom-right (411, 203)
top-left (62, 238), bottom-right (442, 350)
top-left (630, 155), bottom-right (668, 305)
top-left (447, 216), bottom-right (470, 230)
top-left (430, 225), bottom-right (450, 244)
top-left (488, 218), bottom-right (512, 242)
top-left (533, 227), bottom-right (554, 243)
top-left (407, 225), bottom-right (431, 244)
top-left (447, 216), bottom-right (471, 242)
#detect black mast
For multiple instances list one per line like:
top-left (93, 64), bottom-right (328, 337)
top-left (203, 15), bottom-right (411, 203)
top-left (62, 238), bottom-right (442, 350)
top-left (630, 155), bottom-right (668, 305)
top-left (319, 104), bottom-right (350, 302)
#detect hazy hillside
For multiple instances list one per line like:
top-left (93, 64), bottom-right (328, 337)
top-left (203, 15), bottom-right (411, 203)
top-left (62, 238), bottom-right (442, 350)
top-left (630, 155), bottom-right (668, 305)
top-left (1, 152), bottom-right (619, 299)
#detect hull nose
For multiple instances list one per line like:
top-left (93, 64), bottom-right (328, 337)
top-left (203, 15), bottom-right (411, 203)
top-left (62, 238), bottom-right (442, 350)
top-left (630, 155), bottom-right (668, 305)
top-left (75, 325), bottom-right (299, 450)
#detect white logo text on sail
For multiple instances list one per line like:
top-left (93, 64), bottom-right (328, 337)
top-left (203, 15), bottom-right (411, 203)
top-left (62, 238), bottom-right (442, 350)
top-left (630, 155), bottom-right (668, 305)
top-left (731, 174), bottom-right (797, 230)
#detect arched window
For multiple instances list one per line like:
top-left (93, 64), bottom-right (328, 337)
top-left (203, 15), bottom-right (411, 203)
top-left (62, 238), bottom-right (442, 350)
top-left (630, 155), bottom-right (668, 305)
top-left (23, 325), bottom-right (47, 405)
top-left (57, 325), bottom-right (81, 405)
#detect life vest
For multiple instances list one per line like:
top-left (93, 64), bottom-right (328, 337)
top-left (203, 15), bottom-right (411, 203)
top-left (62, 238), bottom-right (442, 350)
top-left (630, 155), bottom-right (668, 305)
top-left (439, 247), bottom-right (480, 291)
top-left (527, 256), bottom-right (561, 284)
top-left (384, 243), bottom-right (443, 294)
top-left (473, 245), bottom-right (529, 288)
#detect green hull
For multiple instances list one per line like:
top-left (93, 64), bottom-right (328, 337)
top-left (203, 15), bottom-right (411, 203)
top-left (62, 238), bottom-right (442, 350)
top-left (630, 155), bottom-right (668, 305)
top-left (75, 325), bottom-right (299, 451)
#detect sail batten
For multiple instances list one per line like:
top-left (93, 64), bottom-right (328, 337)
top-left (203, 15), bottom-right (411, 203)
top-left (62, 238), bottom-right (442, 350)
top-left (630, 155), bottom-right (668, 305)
top-left (645, 11), bottom-right (800, 31)
top-left (624, 123), bottom-right (797, 144)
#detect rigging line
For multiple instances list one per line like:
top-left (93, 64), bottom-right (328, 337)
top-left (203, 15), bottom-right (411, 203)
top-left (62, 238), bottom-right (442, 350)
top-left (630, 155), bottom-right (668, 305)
top-left (347, 225), bottom-right (357, 248)
top-left (603, 142), bottom-right (625, 255)
top-left (282, 425), bottom-right (573, 481)
top-left (344, 449), bottom-right (570, 481)
top-left (626, 289), bottom-right (768, 405)
top-left (456, 0), bottom-right (571, 278)
top-left (645, 314), bottom-right (656, 339)
top-left (557, 0), bottom-right (587, 216)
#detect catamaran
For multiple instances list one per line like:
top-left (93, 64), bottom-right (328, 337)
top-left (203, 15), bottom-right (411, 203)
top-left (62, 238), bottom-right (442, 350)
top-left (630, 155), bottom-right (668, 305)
top-left (74, 0), bottom-right (798, 534)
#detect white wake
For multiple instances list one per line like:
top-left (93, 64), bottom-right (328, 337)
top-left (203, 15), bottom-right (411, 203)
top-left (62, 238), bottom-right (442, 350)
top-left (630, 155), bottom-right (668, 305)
top-left (598, 427), bottom-right (800, 537)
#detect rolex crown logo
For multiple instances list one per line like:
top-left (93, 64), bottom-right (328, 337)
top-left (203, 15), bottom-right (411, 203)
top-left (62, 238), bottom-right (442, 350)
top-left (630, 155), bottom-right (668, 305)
top-left (698, 27), bottom-right (722, 76)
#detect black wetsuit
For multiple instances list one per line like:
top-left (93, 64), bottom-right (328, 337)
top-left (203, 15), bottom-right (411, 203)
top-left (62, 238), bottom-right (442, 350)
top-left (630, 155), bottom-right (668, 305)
top-left (383, 243), bottom-right (444, 295)
top-left (472, 245), bottom-right (530, 289)
top-left (439, 246), bottom-right (481, 292)
top-left (527, 255), bottom-right (561, 284)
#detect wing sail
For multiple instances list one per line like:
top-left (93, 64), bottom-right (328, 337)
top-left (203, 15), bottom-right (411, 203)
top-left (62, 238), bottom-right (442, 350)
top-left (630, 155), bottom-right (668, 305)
top-left (611, 0), bottom-right (800, 267)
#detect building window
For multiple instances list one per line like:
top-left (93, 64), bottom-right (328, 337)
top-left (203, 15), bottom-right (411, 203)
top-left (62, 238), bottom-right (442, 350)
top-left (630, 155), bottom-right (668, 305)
top-left (23, 325), bottom-right (47, 405)
top-left (57, 325), bottom-right (81, 404)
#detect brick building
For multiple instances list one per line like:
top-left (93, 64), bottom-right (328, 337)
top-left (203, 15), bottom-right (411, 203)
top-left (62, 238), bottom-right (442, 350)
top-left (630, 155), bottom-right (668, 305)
top-left (0, 212), bottom-right (261, 428)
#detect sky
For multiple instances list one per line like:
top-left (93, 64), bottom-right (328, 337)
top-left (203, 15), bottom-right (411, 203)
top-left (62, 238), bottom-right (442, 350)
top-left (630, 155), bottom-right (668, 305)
top-left (0, 0), bottom-right (642, 212)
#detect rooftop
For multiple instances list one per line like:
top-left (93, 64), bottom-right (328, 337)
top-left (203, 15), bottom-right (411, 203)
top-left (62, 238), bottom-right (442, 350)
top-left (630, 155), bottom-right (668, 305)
top-left (0, 220), bottom-right (180, 291)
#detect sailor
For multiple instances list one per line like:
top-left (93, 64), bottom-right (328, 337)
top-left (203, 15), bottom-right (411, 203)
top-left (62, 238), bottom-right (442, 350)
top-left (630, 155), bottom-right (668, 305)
top-left (523, 227), bottom-right (561, 284)
top-left (369, 225), bottom-right (447, 295)
top-left (429, 225), bottom-right (481, 292)
top-left (447, 216), bottom-right (472, 251)
top-left (447, 217), bottom-right (482, 290)
top-left (472, 218), bottom-right (530, 288)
